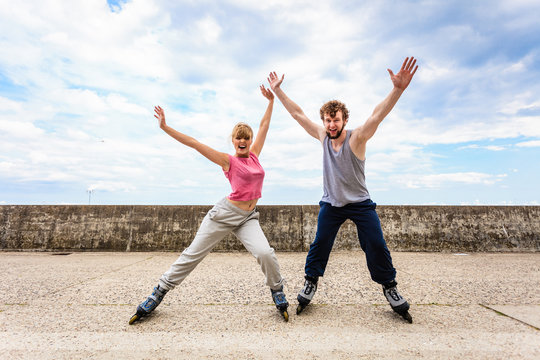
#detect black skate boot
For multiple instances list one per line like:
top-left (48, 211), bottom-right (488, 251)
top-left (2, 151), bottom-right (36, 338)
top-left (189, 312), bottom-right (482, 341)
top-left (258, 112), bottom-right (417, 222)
top-left (271, 286), bottom-right (289, 322)
top-left (296, 276), bottom-right (318, 315)
top-left (383, 281), bottom-right (412, 323)
top-left (129, 284), bottom-right (168, 325)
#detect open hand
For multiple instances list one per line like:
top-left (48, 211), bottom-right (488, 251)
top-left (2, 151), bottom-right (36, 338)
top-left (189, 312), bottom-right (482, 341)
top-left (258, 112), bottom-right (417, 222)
top-left (260, 84), bottom-right (274, 101)
top-left (388, 57), bottom-right (418, 90)
top-left (154, 106), bottom-right (166, 128)
top-left (267, 71), bottom-right (284, 91)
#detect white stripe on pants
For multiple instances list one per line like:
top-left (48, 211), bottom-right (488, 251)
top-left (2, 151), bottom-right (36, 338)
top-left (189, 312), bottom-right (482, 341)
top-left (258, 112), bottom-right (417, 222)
top-left (159, 197), bottom-right (284, 291)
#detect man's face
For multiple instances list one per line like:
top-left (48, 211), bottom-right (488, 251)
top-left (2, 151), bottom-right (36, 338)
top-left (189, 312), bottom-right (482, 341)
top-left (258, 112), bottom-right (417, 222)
top-left (323, 110), bottom-right (347, 139)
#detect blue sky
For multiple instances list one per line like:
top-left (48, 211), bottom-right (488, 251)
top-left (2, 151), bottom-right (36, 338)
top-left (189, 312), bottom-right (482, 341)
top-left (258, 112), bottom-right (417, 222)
top-left (0, 0), bottom-right (539, 205)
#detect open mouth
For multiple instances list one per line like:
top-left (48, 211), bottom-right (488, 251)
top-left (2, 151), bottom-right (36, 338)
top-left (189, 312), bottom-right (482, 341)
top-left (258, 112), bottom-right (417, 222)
top-left (239, 145), bottom-right (246, 149)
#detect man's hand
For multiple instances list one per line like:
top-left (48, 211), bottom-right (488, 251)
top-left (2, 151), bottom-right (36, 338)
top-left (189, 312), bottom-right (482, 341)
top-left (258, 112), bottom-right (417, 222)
top-left (267, 72), bottom-right (284, 92)
top-left (388, 57), bottom-right (418, 91)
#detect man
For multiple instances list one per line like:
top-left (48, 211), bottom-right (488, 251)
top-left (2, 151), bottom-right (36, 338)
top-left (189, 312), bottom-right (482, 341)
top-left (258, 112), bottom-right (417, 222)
top-left (267, 57), bottom-right (418, 322)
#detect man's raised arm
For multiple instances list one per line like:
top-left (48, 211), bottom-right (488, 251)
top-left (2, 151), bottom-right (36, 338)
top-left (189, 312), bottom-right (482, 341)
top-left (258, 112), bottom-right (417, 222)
top-left (267, 72), bottom-right (326, 141)
top-left (350, 57), bottom-right (418, 157)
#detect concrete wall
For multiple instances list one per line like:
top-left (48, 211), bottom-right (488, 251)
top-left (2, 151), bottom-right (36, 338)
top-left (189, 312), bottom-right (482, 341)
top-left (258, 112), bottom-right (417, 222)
top-left (1, 205), bottom-right (539, 252)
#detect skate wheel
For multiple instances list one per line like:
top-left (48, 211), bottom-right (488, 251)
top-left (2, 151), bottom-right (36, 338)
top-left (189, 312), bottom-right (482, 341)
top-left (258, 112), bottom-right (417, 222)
top-left (402, 311), bottom-right (413, 324)
top-left (282, 310), bottom-right (289, 322)
top-left (296, 305), bottom-right (304, 315)
top-left (128, 314), bottom-right (139, 325)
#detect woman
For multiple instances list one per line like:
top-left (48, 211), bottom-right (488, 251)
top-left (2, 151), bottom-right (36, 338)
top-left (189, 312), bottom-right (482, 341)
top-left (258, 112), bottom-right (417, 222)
top-left (129, 85), bottom-right (289, 324)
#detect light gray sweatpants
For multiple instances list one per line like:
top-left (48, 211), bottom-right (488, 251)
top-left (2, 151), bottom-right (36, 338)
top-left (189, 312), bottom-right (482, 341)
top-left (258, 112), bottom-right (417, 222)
top-left (159, 197), bottom-right (284, 291)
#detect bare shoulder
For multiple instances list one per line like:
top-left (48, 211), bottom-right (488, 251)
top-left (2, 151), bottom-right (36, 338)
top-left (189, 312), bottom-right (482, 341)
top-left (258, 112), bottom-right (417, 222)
top-left (349, 126), bottom-right (363, 145)
top-left (221, 152), bottom-right (231, 172)
top-left (316, 126), bottom-right (327, 143)
top-left (350, 122), bottom-right (369, 142)
top-left (349, 127), bottom-right (367, 160)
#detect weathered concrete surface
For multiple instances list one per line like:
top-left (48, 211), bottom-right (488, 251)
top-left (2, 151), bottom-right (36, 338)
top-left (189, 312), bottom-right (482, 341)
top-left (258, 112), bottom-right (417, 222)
top-left (487, 305), bottom-right (540, 329)
top-left (0, 251), bottom-right (539, 359)
top-left (1, 205), bottom-right (539, 252)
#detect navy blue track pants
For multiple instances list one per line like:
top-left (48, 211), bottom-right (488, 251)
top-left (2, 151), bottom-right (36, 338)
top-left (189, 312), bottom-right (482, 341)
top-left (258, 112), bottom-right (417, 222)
top-left (304, 199), bottom-right (396, 285)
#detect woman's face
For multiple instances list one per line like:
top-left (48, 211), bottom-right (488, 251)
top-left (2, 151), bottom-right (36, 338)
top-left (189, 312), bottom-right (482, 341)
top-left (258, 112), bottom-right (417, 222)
top-left (232, 134), bottom-right (252, 158)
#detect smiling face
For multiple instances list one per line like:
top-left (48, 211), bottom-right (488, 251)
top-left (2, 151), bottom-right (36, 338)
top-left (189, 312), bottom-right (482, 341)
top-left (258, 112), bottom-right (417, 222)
top-left (320, 100), bottom-right (349, 139)
top-left (233, 135), bottom-right (252, 157)
top-left (323, 110), bottom-right (347, 139)
top-left (231, 123), bottom-right (253, 157)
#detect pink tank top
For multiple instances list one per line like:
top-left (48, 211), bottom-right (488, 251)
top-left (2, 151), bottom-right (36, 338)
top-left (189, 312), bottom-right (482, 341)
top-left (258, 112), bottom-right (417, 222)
top-left (223, 152), bottom-right (265, 201)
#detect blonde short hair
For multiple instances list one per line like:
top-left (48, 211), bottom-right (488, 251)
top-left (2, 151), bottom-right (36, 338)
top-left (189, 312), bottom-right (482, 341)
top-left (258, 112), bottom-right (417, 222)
top-left (231, 122), bottom-right (253, 140)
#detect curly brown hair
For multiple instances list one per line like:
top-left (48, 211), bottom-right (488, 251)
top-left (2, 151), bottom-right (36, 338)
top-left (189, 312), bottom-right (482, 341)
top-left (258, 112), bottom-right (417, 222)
top-left (319, 100), bottom-right (349, 122)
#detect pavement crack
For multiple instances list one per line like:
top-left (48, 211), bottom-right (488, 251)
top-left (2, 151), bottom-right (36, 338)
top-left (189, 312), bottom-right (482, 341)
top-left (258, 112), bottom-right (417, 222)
top-left (38, 256), bottom-right (156, 298)
top-left (480, 304), bottom-right (540, 331)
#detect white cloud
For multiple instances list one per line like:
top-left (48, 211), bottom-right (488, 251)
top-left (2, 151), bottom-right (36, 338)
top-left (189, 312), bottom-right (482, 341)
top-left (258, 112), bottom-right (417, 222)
top-left (416, 61), bottom-right (453, 83)
top-left (0, 96), bottom-right (23, 112)
top-left (0, 119), bottom-right (45, 139)
top-left (106, 94), bottom-right (148, 115)
top-left (264, 171), bottom-right (322, 189)
top-left (460, 199), bottom-right (540, 206)
top-left (195, 16), bottom-right (222, 44)
top-left (516, 140), bottom-right (540, 148)
top-left (0, 0), bottom-right (539, 204)
top-left (458, 144), bottom-right (507, 151)
top-left (87, 181), bottom-right (136, 193)
top-left (498, 93), bottom-right (540, 115)
top-left (53, 89), bottom-right (108, 113)
top-left (398, 172), bottom-right (508, 189)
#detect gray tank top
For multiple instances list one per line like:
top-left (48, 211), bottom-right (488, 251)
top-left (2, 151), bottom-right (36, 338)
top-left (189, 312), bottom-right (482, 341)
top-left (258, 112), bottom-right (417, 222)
top-left (321, 131), bottom-right (370, 207)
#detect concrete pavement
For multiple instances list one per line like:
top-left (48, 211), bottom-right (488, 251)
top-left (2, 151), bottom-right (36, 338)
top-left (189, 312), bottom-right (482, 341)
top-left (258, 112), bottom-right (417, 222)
top-left (0, 251), bottom-right (539, 359)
